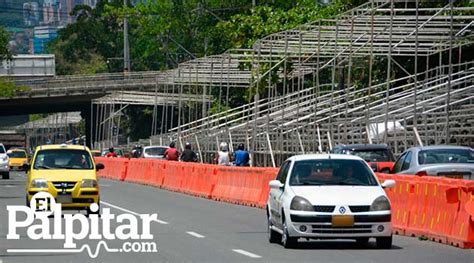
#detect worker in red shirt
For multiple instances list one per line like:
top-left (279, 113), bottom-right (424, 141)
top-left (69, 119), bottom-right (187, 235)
top-left (105, 147), bottom-right (118, 158)
top-left (164, 142), bottom-right (179, 161)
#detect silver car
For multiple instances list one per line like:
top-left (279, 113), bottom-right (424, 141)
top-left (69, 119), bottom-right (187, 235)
top-left (393, 145), bottom-right (474, 180)
top-left (142, 146), bottom-right (169, 159)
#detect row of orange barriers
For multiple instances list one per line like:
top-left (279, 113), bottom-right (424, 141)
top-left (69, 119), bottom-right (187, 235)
top-left (96, 157), bottom-right (279, 208)
top-left (95, 157), bottom-right (473, 248)
top-left (377, 173), bottom-right (474, 248)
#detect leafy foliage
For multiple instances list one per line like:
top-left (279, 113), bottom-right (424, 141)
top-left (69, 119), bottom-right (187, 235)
top-left (0, 26), bottom-right (12, 60)
top-left (0, 77), bottom-right (30, 98)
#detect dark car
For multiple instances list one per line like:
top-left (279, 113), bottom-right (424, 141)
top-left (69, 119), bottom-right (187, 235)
top-left (331, 144), bottom-right (396, 173)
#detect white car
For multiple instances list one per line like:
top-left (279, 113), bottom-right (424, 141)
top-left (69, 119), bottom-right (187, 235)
top-left (0, 143), bottom-right (10, 179)
top-left (142, 146), bottom-right (169, 159)
top-left (267, 154), bottom-right (395, 248)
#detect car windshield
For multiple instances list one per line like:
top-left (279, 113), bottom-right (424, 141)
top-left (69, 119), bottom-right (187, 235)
top-left (0, 146), bottom-right (5, 154)
top-left (7, 151), bottom-right (26, 158)
top-left (145, 147), bottom-right (167, 156)
top-left (33, 149), bottom-right (93, 170)
top-left (347, 149), bottom-right (392, 162)
top-left (289, 159), bottom-right (379, 186)
top-left (418, 149), bottom-right (474, 165)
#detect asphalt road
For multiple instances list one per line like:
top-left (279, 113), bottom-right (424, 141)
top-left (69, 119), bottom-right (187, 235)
top-left (1, 171), bottom-right (473, 263)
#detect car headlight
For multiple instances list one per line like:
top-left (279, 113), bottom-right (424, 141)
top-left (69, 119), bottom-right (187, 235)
top-left (31, 179), bottom-right (48, 188)
top-left (290, 196), bottom-right (314, 211)
top-left (1, 156), bottom-right (8, 162)
top-left (370, 196), bottom-right (391, 211)
top-left (81, 179), bottom-right (98, 188)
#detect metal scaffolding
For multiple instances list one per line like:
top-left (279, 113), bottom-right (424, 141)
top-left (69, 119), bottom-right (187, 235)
top-left (151, 0), bottom-right (474, 166)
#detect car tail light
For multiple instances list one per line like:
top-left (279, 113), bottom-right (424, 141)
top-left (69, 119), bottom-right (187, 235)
top-left (416, 171), bottom-right (428, 177)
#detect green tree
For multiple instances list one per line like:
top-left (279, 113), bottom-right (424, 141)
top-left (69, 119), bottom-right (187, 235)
top-left (48, 0), bottom-right (123, 75)
top-left (0, 26), bottom-right (12, 61)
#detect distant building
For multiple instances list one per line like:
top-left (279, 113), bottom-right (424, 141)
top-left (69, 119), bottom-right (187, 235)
top-left (23, 2), bottom-right (40, 26)
top-left (0, 54), bottom-right (56, 78)
top-left (33, 26), bottom-right (60, 54)
top-left (42, 0), bottom-right (60, 25)
top-left (59, 0), bottom-right (75, 24)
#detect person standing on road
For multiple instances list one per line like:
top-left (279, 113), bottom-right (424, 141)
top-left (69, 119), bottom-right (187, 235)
top-left (105, 147), bottom-right (118, 158)
top-left (164, 142), bottom-right (180, 161)
top-left (234, 143), bottom-right (250, 167)
top-left (180, 142), bottom-right (198, 162)
top-left (215, 142), bottom-right (231, 166)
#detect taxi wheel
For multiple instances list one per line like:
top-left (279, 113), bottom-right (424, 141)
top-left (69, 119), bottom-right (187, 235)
top-left (267, 213), bottom-right (281, 243)
top-left (376, 235), bottom-right (393, 249)
top-left (25, 195), bottom-right (30, 207)
top-left (281, 216), bottom-right (298, 248)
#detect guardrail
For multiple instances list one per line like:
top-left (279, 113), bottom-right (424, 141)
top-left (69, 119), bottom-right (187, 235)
top-left (95, 157), bottom-right (474, 249)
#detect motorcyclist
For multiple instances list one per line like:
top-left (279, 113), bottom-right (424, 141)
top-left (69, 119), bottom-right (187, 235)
top-left (164, 142), bottom-right (180, 161)
top-left (180, 142), bottom-right (198, 162)
top-left (106, 147), bottom-right (118, 158)
top-left (234, 143), bottom-right (250, 166)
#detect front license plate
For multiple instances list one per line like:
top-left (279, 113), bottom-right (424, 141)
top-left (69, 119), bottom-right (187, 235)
top-left (332, 215), bottom-right (354, 227)
top-left (57, 193), bottom-right (72, 203)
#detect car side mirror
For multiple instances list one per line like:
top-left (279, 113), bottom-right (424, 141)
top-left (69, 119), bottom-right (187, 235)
top-left (269, 180), bottom-right (284, 189)
top-left (96, 163), bottom-right (105, 171)
top-left (22, 163), bottom-right (30, 171)
top-left (381, 179), bottom-right (395, 189)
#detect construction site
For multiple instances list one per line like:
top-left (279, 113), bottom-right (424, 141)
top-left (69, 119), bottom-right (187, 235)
top-left (7, 0), bottom-right (474, 166)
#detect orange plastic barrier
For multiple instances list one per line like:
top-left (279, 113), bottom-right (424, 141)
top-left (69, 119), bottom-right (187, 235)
top-left (97, 158), bottom-right (474, 249)
top-left (95, 157), bottom-right (128, 181)
top-left (447, 180), bottom-right (474, 248)
top-left (378, 173), bottom-right (412, 235)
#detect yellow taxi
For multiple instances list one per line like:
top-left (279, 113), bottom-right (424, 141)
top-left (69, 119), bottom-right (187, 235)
top-left (25, 144), bottom-right (104, 215)
top-left (7, 148), bottom-right (28, 171)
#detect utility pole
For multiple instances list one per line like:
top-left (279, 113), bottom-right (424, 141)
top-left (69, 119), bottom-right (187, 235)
top-left (123, 0), bottom-right (130, 73)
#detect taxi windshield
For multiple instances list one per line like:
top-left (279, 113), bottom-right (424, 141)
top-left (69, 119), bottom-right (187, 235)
top-left (7, 151), bottom-right (26, 158)
top-left (33, 149), bottom-right (93, 170)
top-left (289, 159), bottom-right (378, 186)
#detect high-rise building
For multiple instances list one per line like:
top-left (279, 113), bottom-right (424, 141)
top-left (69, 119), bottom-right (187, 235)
top-left (23, 2), bottom-right (40, 26)
top-left (33, 26), bottom-right (59, 54)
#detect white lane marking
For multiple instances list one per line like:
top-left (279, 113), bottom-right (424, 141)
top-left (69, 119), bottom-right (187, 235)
top-left (232, 249), bottom-right (262, 259)
top-left (100, 200), bottom-right (169, 224)
top-left (99, 184), bottom-right (111, 187)
top-left (3, 185), bottom-right (16, 188)
top-left (186, 231), bottom-right (205, 238)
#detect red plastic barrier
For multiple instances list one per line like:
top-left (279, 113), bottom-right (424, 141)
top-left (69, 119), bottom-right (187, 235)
top-left (447, 180), bottom-right (474, 248)
top-left (161, 161), bottom-right (185, 192)
top-left (95, 157), bottom-right (128, 181)
top-left (97, 158), bottom-right (474, 249)
top-left (377, 173), bottom-right (412, 235)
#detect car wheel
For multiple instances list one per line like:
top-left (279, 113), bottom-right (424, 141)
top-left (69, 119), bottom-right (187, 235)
top-left (281, 215), bottom-right (298, 249)
top-left (376, 235), bottom-right (392, 249)
top-left (26, 194), bottom-right (30, 207)
top-left (2, 172), bottom-right (9, 179)
top-left (356, 237), bottom-right (369, 247)
top-left (267, 212), bottom-right (281, 243)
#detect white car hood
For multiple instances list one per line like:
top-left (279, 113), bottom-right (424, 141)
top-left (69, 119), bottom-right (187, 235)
top-left (290, 186), bottom-right (386, 206)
